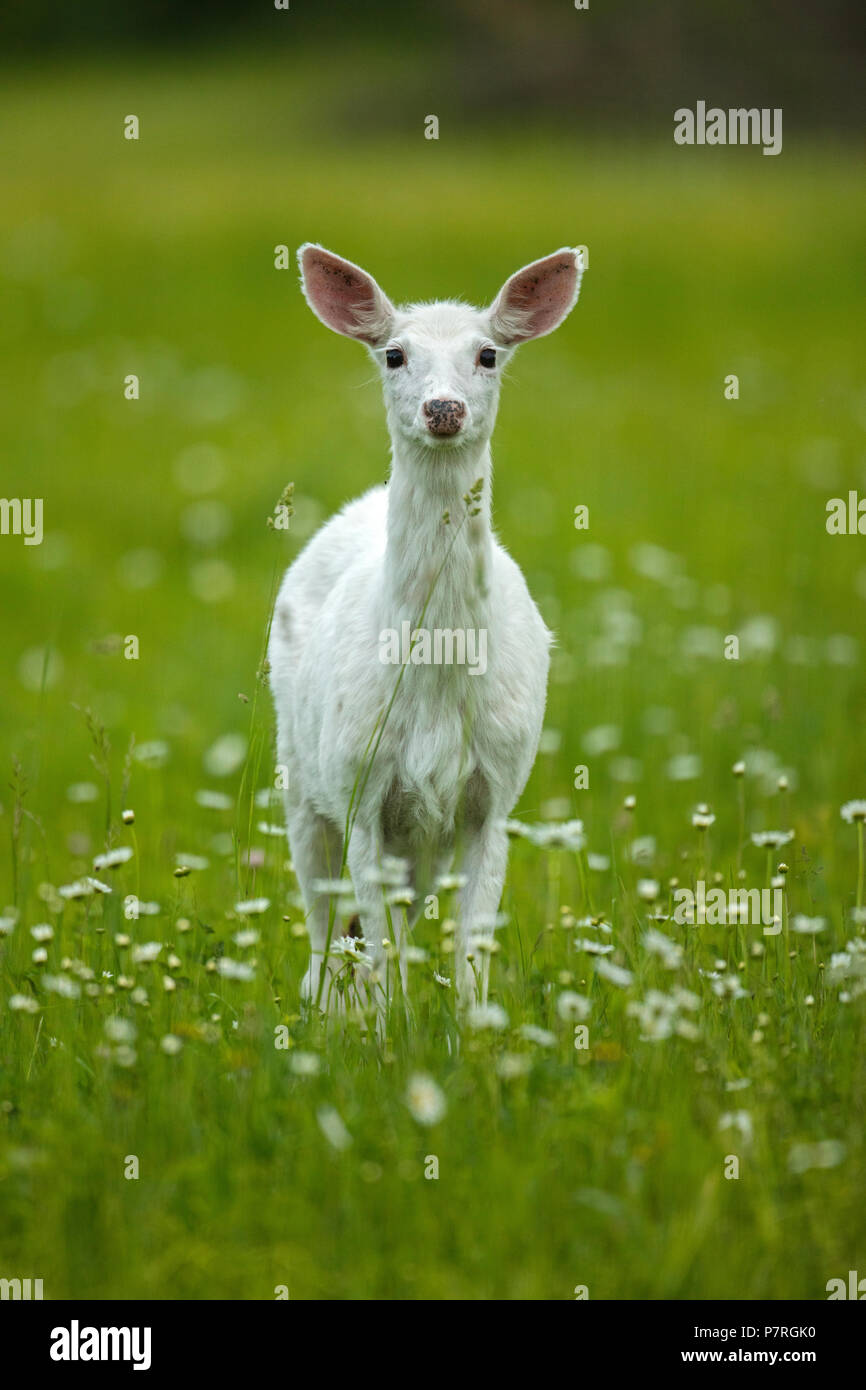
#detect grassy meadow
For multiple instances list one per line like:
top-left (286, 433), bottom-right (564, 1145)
top-left (1, 48), bottom-right (865, 1299)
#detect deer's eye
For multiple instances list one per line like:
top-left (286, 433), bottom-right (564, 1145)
top-left (478, 347), bottom-right (497, 369)
top-left (386, 347), bottom-right (405, 369)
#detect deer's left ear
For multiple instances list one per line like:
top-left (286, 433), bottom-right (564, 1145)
top-left (488, 248), bottom-right (584, 346)
top-left (298, 244), bottom-right (395, 346)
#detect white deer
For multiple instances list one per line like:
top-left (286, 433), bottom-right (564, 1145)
top-left (268, 243), bottom-right (584, 1015)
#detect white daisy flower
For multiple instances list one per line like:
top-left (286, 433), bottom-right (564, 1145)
top-left (556, 991), bottom-right (591, 1022)
top-left (311, 879), bottom-right (355, 897)
top-left (67, 781), bottom-right (99, 803)
top-left (626, 999), bottom-right (674, 1041)
top-left (316, 1105), bottom-right (352, 1152)
top-left (787, 1139), bottom-right (845, 1174)
top-left (518, 1024), bottom-right (556, 1047)
top-left (468, 936), bottom-right (498, 955)
top-left (386, 888), bottom-right (416, 908)
top-left (134, 740), bottom-right (170, 767)
top-left (711, 974), bottom-right (748, 1001)
top-left (58, 878), bottom-right (111, 900)
top-left (630, 836), bottom-right (656, 864)
top-left (42, 975), bottom-right (81, 999)
top-left (85, 876), bottom-right (112, 894)
top-left (131, 942), bottom-right (162, 964)
top-left (503, 818), bottom-right (585, 851)
top-left (582, 724), bottom-right (620, 756)
top-left (363, 856), bottom-right (410, 888)
top-left (203, 733), bottom-right (246, 777)
top-left (233, 897), bottom-right (270, 915)
top-left (105, 1018), bottom-right (136, 1043)
top-left (434, 872), bottom-right (468, 892)
top-left (329, 935), bottom-right (374, 968)
top-left (497, 1053), bottom-right (531, 1080)
top-left (177, 853), bottom-right (210, 872)
top-left (195, 789), bottom-right (234, 811)
top-left (406, 1073), bottom-right (447, 1126)
top-left (750, 830), bottom-right (794, 850)
top-left (790, 915), bottom-right (826, 935)
top-left (466, 1002), bottom-right (509, 1031)
top-left (290, 1051), bottom-right (321, 1076)
top-left (93, 846), bottom-right (134, 870)
top-left (637, 878), bottom-right (660, 901)
top-left (8, 994), bottom-right (39, 1013)
top-left (718, 1110), bottom-right (753, 1143)
top-left (595, 959), bottom-right (634, 989)
top-left (666, 753), bottom-right (702, 782)
top-left (574, 916), bottom-right (613, 934)
top-left (644, 927), bottom-right (683, 970)
top-left (574, 938), bottom-right (614, 955)
top-left (216, 958), bottom-right (255, 981)
top-left (586, 853), bottom-right (610, 872)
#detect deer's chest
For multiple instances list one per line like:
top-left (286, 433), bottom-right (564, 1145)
top-left (379, 682), bottom-right (493, 841)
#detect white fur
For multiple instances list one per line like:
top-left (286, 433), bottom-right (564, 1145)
top-left (268, 245), bottom-right (584, 1013)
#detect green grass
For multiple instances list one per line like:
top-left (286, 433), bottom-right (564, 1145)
top-left (1, 50), bottom-right (865, 1300)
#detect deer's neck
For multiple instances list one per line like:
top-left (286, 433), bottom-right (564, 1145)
top-left (382, 440), bottom-right (493, 631)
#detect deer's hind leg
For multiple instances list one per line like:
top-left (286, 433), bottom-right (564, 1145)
top-left (286, 803), bottom-right (345, 1010)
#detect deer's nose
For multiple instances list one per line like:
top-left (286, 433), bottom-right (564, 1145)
top-left (423, 398), bottom-right (466, 437)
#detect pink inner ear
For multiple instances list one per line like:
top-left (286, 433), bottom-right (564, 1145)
top-left (301, 249), bottom-right (383, 344)
top-left (497, 253), bottom-right (578, 342)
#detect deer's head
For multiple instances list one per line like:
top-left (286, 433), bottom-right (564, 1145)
top-left (298, 244), bottom-right (584, 457)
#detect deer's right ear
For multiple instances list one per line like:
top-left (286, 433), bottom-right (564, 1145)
top-left (298, 244), bottom-right (395, 347)
top-left (488, 248), bottom-right (584, 346)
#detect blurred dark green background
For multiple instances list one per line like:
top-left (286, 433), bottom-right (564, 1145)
top-left (2, 1), bottom-right (864, 131)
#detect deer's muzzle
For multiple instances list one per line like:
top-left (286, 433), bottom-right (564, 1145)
top-left (423, 398), bottom-right (466, 437)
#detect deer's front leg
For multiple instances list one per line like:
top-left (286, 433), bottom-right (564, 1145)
top-left (344, 822), bottom-right (404, 1018)
top-left (455, 818), bottom-right (509, 1008)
